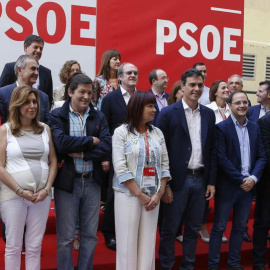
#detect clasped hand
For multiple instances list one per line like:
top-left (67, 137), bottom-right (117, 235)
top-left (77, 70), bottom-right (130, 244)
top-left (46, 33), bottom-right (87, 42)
top-left (22, 189), bottom-right (49, 203)
top-left (138, 193), bottom-right (160, 211)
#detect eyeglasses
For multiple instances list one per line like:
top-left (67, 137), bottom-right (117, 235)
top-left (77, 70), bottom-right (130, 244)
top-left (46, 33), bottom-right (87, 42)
top-left (124, 71), bottom-right (138, 76)
top-left (231, 101), bottom-right (248, 106)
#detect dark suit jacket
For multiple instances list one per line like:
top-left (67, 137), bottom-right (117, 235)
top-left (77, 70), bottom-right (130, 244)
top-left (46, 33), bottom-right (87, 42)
top-left (216, 116), bottom-right (266, 190)
top-left (157, 100), bottom-right (217, 191)
top-left (0, 82), bottom-right (50, 124)
top-left (257, 113), bottom-right (270, 194)
top-left (148, 89), bottom-right (169, 126)
top-left (0, 62), bottom-right (53, 105)
top-left (247, 104), bottom-right (261, 122)
top-left (101, 87), bottom-right (127, 135)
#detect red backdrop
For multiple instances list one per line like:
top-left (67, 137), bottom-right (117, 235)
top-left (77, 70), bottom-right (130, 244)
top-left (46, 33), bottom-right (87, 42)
top-left (96, 0), bottom-right (244, 92)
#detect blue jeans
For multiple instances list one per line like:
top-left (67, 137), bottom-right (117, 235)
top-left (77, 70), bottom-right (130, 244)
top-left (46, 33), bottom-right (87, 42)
top-left (159, 173), bottom-right (206, 270)
top-left (54, 175), bottom-right (100, 270)
top-left (208, 186), bottom-right (253, 268)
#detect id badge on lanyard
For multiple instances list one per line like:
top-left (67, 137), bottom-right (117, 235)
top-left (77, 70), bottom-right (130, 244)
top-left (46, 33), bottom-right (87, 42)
top-left (142, 167), bottom-right (156, 188)
top-left (141, 130), bottom-right (156, 188)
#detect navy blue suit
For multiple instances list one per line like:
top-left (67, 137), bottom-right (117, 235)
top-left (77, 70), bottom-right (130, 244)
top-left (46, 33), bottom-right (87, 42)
top-left (0, 62), bottom-right (53, 105)
top-left (247, 104), bottom-right (261, 122)
top-left (208, 116), bottom-right (266, 268)
top-left (0, 82), bottom-right (50, 124)
top-left (157, 100), bottom-right (217, 269)
top-left (101, 87), bottom-right (127, 135)
top-left (148, 89), bottom-right (169, 126)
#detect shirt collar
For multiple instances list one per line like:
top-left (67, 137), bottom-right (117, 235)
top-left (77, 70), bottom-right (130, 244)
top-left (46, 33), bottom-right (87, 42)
top-left (231, 114), bottom-right (248, 127)
top-left (182, 98), bottom-right (200, 112)
top-left (120, 85), bottom-right (136, 96)
top-left (69, 103), bottom-right (90, 115)
top-left (211, 101), bottom-right (230, 112)
top-left (151, 88), bottom-right (166, 98)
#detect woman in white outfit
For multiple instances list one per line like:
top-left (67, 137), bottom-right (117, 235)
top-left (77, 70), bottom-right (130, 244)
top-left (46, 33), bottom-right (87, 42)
top-left (206, 80), bottom-right (231, 123)
top-left (112, 91), bottom-right (171, 270)
top-left (0, 86), bottom-right (57, 270)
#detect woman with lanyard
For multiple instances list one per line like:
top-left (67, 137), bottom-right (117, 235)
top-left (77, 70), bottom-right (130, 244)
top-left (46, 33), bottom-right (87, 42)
top-left (112, 91), bottom-right (171, 270)
top-left (206, 80), bottom-right (231, 123)
top-left (198, 80), bottom-right (231, 244)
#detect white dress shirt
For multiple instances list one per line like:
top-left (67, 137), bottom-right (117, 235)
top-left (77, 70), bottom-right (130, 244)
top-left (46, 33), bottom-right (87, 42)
top-left (182, 99), bottom-right (203, 169)
top-left (206, 101), bottom-right (231, 124)
top-left (120, 86), bottom-right (133, 105)
top-left (259, 105), bottom-right (266, 119)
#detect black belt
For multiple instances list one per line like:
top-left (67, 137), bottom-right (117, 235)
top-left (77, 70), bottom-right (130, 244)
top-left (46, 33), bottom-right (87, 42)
top-left (187, 168), bottom-right (204, 175)
top-left (75, 171), bottom-right (93, 179)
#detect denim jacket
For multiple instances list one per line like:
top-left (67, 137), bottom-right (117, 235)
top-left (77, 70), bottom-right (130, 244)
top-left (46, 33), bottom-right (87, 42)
top-left (112, 124), bottom-right (171, 195)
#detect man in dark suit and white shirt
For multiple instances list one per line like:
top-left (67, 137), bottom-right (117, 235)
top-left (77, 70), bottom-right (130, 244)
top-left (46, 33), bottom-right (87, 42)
top-left (158, 68), bottom-right (217, 270)
top-left (0, 35), bottom-right (53, 105)
top-left (0, 55), bottom-right (50, 124)
top-left (101, 62), bottom-right (138, 250)
top-left (248, 81), bottom-right (270, 122)
top-left (148, 69), bottom-right (169, 126)
top-left (208, 91), bottom-right (266, 270)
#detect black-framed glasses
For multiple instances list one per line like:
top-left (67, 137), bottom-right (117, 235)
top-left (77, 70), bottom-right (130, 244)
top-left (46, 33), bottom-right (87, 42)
top-left (231, 101), bottom-right (248, 106)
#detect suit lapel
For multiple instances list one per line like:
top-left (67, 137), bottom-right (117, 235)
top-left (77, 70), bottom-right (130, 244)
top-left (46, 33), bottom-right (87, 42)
top-left (200, 106), bottom-right (208, 149)
top-left (226, 116), bottom-right (241, 161)
top-left (247, 122), bottom-right (255, 162)
top-left (115, 88), bottom-right (127, 112)
top-left (177, 100), bottom-right (190, 137)
top-left (38, 65), bottom-right (44, 90)
top-left (148, 89), bottom-right (160, 112)
top-left (256, 105), bottom-right (260, 120)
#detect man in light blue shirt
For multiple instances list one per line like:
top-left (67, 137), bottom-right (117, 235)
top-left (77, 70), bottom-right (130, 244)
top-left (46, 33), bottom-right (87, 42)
top-left (208, 91), bottom-right (266, 270)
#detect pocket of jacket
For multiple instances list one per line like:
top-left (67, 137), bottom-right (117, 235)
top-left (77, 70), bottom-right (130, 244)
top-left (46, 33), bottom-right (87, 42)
top-left (124, 141), bottom-right (132, 155)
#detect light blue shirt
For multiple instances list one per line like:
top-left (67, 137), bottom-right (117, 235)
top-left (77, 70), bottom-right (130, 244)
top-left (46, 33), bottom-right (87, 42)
top-left (231, 115), bottom-right (258, 183)
top-left (151, 89), bottom-right (168, 111)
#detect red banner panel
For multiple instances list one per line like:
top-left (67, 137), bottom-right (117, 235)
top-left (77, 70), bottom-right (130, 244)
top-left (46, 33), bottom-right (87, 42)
top-left (96, 0), bottom-right (244, 91)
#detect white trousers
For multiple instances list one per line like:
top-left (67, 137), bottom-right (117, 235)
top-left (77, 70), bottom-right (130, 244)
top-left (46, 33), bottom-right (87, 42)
top-left (114, 191), bottom-right (159, 270)
top-left (1, 196), bottom-right (51, 270)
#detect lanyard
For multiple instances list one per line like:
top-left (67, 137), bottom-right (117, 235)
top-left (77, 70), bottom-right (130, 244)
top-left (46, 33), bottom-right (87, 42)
top-left (151, 92), bottom-right (166, 108)
top-left (145, 129), bottom-right (150, 165)
top-left (218, 107), bottom-right (227, 120)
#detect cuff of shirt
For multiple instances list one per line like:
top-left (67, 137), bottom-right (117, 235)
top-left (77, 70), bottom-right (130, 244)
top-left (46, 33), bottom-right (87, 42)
top-left (250, 175), bottom-right (258, 183)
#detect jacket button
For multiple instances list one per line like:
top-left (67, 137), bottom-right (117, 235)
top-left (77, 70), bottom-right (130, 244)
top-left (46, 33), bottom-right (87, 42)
top-left (186, 160), bottom-right (189, 163)
top-left (188, 147), bottom-right (191, 151)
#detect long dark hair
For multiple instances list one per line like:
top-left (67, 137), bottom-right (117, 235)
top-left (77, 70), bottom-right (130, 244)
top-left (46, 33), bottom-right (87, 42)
top-left (97, 49), bottom-right (121, 80)
top-left (125, 91), bottom-right (156, 134)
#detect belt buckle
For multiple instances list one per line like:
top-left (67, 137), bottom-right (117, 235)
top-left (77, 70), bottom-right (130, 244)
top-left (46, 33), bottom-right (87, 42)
top-left (192, 169), bottom-right (199, 174)
top-left (81, 172), bottom-right (89, 179)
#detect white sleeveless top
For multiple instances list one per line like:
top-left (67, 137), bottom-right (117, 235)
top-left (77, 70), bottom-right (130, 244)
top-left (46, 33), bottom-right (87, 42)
top-left (0, 123), bottom-right (50, 203)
